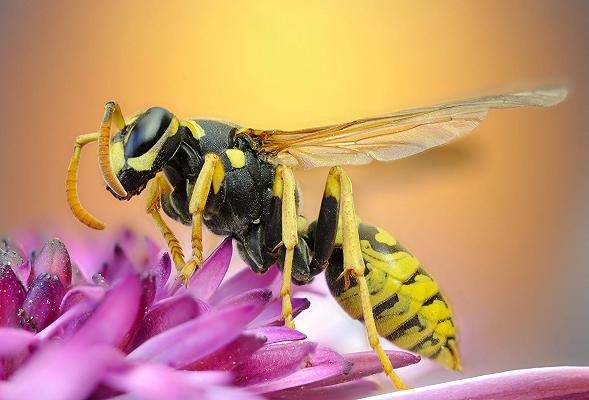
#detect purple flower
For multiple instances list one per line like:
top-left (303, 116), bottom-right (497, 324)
top-left (0, 231), bottom-right (418, 399)
top-left (365, 367), bottom-right (589, 400)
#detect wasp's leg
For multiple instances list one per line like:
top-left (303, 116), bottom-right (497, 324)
top-left (145, 174), bottom-right (185, 270)
top-left (178, 153), bottom-right (225, 284)
top-left (322, 166), bottom-right (409, 390)
top-left (265, 165), bottom-right (298, 329)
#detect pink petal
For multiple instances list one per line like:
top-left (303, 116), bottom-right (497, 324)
top-left (218, 288), bottom-right (273, 310)
top-left (32, 239), bottom-right (72, 288)
top-left (153, 253), bottom-right (171, 300)
top-left (131, 294), bottom-right (208, 349)
top-left (16, 260), bottom-right (31, 289)
top-left (185, 333), bottom-right (268, 371)
top-left (4, 342), bottom-right (119, 400)
top-left (234, 341), bottom-right (318, 386)
top-left (267, 379), bottom-right (379, 400)
top-left (128, 301), bottom-right (268, 368)
top-left (248, 297), bottom-right (310, 328)
top-left (60, 285), bottom-right (105, 313)
top-left (37, 301), bottom-right (96, 341)
top-left (73, 273), bottom-right (141, 346)
top-left (379, 367), bottom-right (589, 400)
top-left (0, 328), bottom-right (36, 357)
top-left (104, 364), bottom-right (261, 400)
top-left (99, 244), bottom-right (134, 285)
top-left (185, 237), bottom-right (233, 301)
top-left (0, 265), bottom-right (26, 327)
top-left (210, 264), bottom-right (279, 305)
top-left (303, 350), bottom-right (420, 388)
top-left (247, 346), bottom-right (351, 394)
top-left (20, 272), bottom-right (66, 332)
top-left (245, 326), bottom-right (307, 344)
top-left (118, 272), bottom-right (157, 352)
top-left (0, 237), bottom-right (25, 267)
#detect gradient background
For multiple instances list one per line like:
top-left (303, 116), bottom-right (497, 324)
top-left (0, 0), bottom-right (588, 390)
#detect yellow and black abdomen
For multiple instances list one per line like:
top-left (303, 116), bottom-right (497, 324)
top-left (324, 222), bottom-right (461, 371)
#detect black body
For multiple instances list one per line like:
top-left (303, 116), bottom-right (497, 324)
top-left (159, 119), bottom-right (314, 280)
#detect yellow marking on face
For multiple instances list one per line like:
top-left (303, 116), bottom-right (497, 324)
top-left (375, 228), bottom-right (397, 246)
top-left (225, 149), bottom-right (246, 168)
top-left (126, 114), bottom-right (139, 126)
top-left (110, 141), bottom-right (125, 175)
top-left (181, 119), bottom-right (205, 140)
top-left (127, 117), bottom-right (179, 172)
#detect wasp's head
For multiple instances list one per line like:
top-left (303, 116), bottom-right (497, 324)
top-left (105, 106), bottom-right (182, 200)
top-left (66, 102), bottom-right (183, 230)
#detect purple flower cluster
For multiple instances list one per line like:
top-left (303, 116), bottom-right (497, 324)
top-left (0, 232), bottom-right (418, 400)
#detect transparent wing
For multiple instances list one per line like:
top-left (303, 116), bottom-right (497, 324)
top-left (250, 87), bottom-right (567, 169)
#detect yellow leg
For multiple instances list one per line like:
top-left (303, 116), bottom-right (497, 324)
top-left (178, 153), bottom-right (225, 285)
top-left (145, 174), bottom-right (185, 270)
top-left (272, 165), bottom-right (298, 329)
top-left (327, 166), bottom-right (409, 390)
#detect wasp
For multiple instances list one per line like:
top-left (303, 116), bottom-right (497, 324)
top-left (65, 87), bottom-right (566, 389)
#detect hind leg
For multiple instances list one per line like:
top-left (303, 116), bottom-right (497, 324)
top-left (314, 166), bottom-right (409, 390)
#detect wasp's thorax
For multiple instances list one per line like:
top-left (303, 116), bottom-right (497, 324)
top-left (108, 107), bottom-right (182, 200)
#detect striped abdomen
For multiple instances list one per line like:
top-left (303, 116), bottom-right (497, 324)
top-left (325, 222), bottom-right (461, 370)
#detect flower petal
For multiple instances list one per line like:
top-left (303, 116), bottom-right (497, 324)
top-left (73, 273), bottom-right (141, 346)
top-left (0, 328), bottom-right (36, 357)
top-left (246, 326), bottom-right (307, 344)
top-left (4, 342), bottom-right (119, 400)
top-left (16, 260), bottom-right (32, 289)
top-left (267, 379), bottom-right (379, 400)
top-left (118, 272), bottom-right (157, 352)
top-left (60, 285), bottom-right (105, 313)
top-left (302, 350), bottom-right (420, 388)
top-left (186, 333), bottom-right (268, 371)
top-left (249, 297), bottom-right (310, 328)
top-left (103, 363), bottom-right (259, 400)
top-left (246, 346), bottom-right (351, 394)
top-left (0, 265), bottom-right (26, 327)
top-left (100, 244), bottom-right (134, 285)
top-left (129, 301), bottom-right (268, 368)
top-left (218, 288), bottom-right (274, 310)
top-left (131, 294), bottom-right (208, 349)
top-left (210, 264), bottom-right (279, 305)
top-left (32, 239), bottom-right (72, 287)
top-left (153, 253), bottom-right (171, 299)
top-left (234, 341), bottom-right (318, 386)
top-left (186, 237), bottom-right (233, 301)
top-left (374, 367), bottom-right (589, 400)
top-left (20, 272), bottom-right (65, 332)
top-left (37, 301), bottom-right (96, 341)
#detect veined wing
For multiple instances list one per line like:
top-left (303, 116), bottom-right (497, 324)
top-left (245, 86), bottom-right (567, 169)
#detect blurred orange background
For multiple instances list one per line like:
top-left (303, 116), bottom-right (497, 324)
top-left (0, 0), bottom-right (587, 388)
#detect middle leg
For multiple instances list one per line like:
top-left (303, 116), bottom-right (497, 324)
top-left (265, 165), bottom-right (299, 329)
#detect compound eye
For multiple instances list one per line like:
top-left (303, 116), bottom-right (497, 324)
top-left (124, 107), bottom-right (173, 158)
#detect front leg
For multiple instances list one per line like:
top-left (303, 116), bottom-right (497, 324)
top-left (178, 153), bottom-right (225, 284)
top-left (145, 173), bottom-right (185, 270)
